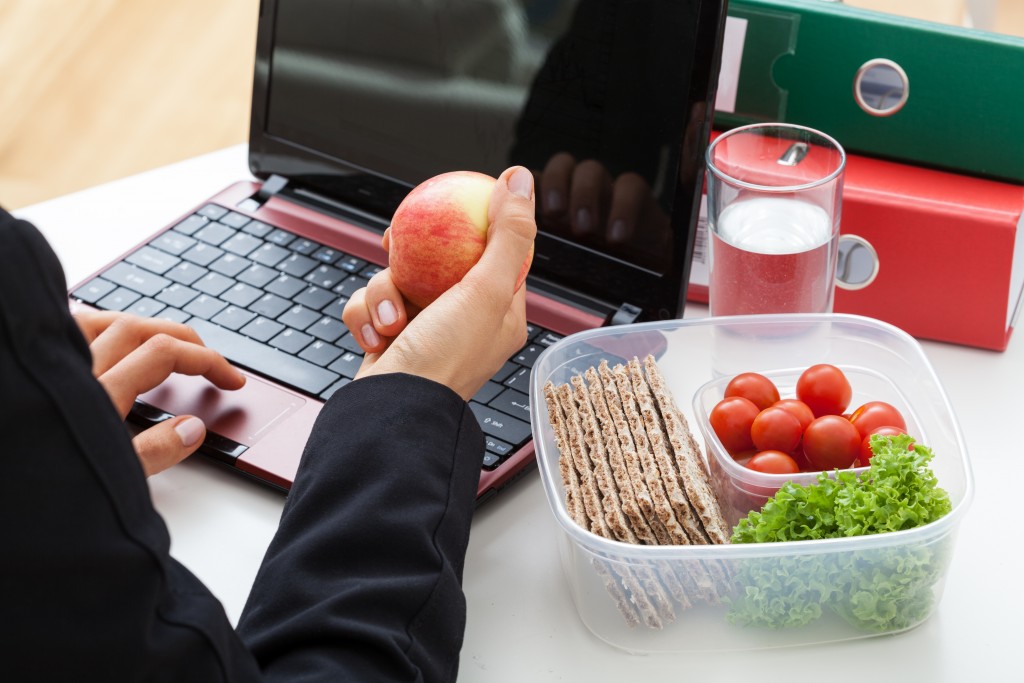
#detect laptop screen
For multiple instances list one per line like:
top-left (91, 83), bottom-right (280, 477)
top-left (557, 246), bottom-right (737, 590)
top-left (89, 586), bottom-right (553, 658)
top-left (249, 0), bottom-right (726, 322)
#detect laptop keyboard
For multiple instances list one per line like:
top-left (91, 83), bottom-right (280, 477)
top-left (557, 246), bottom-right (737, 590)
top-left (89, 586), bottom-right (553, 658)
top-left (71, 203), bottom-right (563, 472)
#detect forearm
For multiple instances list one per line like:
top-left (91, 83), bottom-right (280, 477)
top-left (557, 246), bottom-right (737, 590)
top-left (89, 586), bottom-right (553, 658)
top-left (237, 373), bottom-right (482, 683)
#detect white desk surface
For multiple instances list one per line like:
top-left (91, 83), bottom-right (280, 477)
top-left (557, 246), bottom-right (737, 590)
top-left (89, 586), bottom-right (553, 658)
top-left (16, 146), bottom-right (1023, 682)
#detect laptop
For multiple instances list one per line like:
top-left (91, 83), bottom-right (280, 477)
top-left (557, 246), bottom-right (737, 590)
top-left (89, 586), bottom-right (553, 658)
top-left (68, 0), bottom-right (727, 504)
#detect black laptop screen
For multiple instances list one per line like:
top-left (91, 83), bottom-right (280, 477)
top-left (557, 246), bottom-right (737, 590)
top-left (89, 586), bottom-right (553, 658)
top-left (250, 0), bottom-right (726, 321)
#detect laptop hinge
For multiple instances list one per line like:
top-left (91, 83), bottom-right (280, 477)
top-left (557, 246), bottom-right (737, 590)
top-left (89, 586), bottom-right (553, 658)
top-left (610, 303), bottom-right (643, 326)
top-left (238, 174), bottom-right (289, 211)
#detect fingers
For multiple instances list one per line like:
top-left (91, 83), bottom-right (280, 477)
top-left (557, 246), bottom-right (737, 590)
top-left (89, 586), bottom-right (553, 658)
top-left (472, 165), bottom-right (538, 297)
top-left (98, 334), bottom-right (245, 417)
top-left (606, 172), bottom-right (650, 245)
top-left (341, 269), bottom-right (409, 354)
top-left (132, 415), bottom-right (206, 477)
top-left (84, 313), bottom-right (222, 377)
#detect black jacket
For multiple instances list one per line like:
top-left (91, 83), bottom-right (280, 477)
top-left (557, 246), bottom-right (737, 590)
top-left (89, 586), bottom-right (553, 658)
top-left (0, 208), bottom-right (482, 682)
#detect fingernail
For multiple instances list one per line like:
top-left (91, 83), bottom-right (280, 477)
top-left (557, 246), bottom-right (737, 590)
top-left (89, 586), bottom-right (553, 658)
top-left (575, 207), bottom-right (592, 233)
top-left (610, 218), bottom-right (629, 243)
top-left (508, 167), bottom-right (534, 199)
top-left (361, 323), bottom-right (380, 347)
top-left (545, 189), bottom-right (563, 212)
top-left (377, 299), bottom-right (398, 325)
top-left (175, 417), bottom-right (205, 448)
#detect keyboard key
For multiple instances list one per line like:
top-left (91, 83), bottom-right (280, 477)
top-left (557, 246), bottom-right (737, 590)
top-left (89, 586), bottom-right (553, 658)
top-left (502, 367), bottom-right (531, 392)
top-left (289, 238), bottom-right (320, 255)
top-left (320, 297), bottom-right (348, 319)
top-left (512, 344), bottom-right (544, 368)
top-left (490, 360), bottom-right (519, 383)
top-left (307, 315), bottom-right (347, 343)
top-left (125, 297), bottom-right (166, 318)
top-left (156, 283), bottom-right (200, 309)
top-left (103, 262), bottom-right (171, 297)
top-left (97, 287), bottom-right (141, 312)
top-left (491, 387), bottom-right (531, 421)
top-left (242, 220), bottom-right (274, 238)
top-left (152, 231), bottom-right (197, 256)
top-left (277, 253), bottom-right (319, 278)
top-left (484, 436), bottom-right (514, 458)
top-left (250, 243), bottom-right (291, 267)
top-left (265, 229), bottom-right (295, 247)
top-left (473, 381), bottom-right (504, 405)
top-left (293, 285), bottom-right (336, 311)
top-left (209, 253), bottom-right (251, 278)
top-left (306, 265), bottom-right (347, 290)
top-left (237, 263), bottom-right (278, 288)
top-left (171, 214), bottom-right (209, 236)
top-left (154, 307), bottom-right (190, 324)
top-left (333, 274), bottom-right (368, 298)
top-left (196, 204), bottom-right (228, 220)
top-left (193, 272), bottom-right (235, 297)
top-left (125, 246), bottom-right (180, 274)
top-left (469, 403), bottom-right (532, 446)
top-left (266, 274), bottom-right (306, 299)
top-left (311, 246), bottom-right (342, 264)
top-left (221, 282), bottom-right (262, 308)
top-left (335, 332), bottom-right (365, 355)
top-left (327, 351), bottom-right (363, 379)
top-left (269, 327), bottom-right (314, 355)
top-left (165, 261), bottom-right (208, 286)
top-left (320, 378), bottom-right (352, 401)
top-left (250, 292), bottom-right (291, 319)
top-left (535, 331), bottom-right (564, 347)
top-left (181, 242), bottom-right (224, 267)
top-left (72, 278), bottom-right (116, 305)
top-left (194, 222), bottom-right (237, 246)
top-left (240, 316), bottom-right (284, 343)
top-left (277, 305), bottom-right (320, 331)
top-left (482, 452), bottom-right (502, 469)
top-left (336, 255), bottom-right (367, 273)
top-left (360, 264), bottom-right (383, 280)
top-left (184, 295), bottom-right (228, 320)
top-left (299, 340), bottom-right (344, 367)
top-left (218, 211), bottom-right (251, 229)
top-left (221, 233), bottom-right (263, 257)
top-left (186, 319), bottom-right (339, 396)
top-left (212, 306), bottom-right (257, 331)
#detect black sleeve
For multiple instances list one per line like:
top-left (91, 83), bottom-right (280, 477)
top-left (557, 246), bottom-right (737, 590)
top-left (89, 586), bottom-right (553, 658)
top-left (0, 209), bottom-right (482, 683)
top-left (236, 372), bottom-right (483, 683)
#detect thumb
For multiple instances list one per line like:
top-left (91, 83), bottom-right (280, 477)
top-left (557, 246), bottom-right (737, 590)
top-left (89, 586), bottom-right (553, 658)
top-left (132, 415), bottom-right (206, 477)
top-left (469, 166), bottom-right (537, 293)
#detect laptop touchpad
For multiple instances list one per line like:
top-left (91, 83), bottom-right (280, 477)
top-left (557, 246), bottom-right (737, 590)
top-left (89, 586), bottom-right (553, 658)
top-left (138, 372), bottom-right (306, 446)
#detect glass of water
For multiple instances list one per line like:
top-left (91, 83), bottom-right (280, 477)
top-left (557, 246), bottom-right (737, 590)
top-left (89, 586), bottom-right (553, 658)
top-left (705, 123), bottom-right (846, 316)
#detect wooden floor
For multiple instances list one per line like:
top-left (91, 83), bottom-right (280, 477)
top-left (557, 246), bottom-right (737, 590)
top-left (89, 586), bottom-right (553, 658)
top-left (0, 0), bottom-right (1021, 210)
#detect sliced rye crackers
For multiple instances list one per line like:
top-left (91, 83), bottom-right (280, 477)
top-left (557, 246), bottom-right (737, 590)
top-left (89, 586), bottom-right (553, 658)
top-left (543, 381), bottom-right (586, 527)
top-left (554, 383), bottom-right (611, 539)
top-left (610, 362), bottom-right (691, 545)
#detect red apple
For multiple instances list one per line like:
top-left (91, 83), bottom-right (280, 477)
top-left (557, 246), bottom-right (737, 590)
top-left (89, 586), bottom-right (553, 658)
top-left (388, 170), bottom-right (531, 308)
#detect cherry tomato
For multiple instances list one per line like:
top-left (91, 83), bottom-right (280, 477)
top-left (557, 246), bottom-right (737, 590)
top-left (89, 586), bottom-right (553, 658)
top-left (772, 398), bottom-right (815, 433)
top-left (849, 400), bottom-right (907, 439)
top-left (746, 450), bottom-right (801, 474)
top-left (750, 406), bottom-right (802, 453)
top-left (796, 364), bottom-right (852, 417)
top-left (709, 396), bottom-right (759, 453)
top-left (857, 425), bottom-right (911, 466)
top-left (802, 415), bottom-right (861, 470)
top-left (724, 372), bottom-right (780, 411)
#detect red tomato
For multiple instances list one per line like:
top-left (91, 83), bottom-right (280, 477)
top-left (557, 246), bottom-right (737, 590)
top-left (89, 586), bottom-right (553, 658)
top-left (746, 450), bottom-right (801, 474)
top-left (857, 425), bottom-right (911, 466)
top-left (709, 396), bottom-right (759, 453)
top-left (750, 406), bottom-right (802, 453)
top-left (796, 364), bottom-right (852, 417)
top-left (772, 398), bottom-right (815, 433)
top-left (724, 372), bottom-right (780, 411)
top-left (849, 400), bottom-right (907, 438)
top-left (802, 415), bottom-right (861, 470)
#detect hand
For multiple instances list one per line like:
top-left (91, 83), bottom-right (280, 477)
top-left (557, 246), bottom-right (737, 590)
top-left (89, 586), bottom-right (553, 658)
top-left (537, 152), bottom-right (671, 269)
top-left (342, 165), bottom-right (537, 401)
top-left (74, 311), bottom-right (246, 476)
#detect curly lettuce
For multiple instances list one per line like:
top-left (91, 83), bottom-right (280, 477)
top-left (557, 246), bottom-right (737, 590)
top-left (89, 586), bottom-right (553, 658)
top-left (726, 435), bottom-right (953, 630)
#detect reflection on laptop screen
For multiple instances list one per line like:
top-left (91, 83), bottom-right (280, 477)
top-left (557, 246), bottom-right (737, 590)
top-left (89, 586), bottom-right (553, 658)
top-left (254, 0), bottom-right (724, 323)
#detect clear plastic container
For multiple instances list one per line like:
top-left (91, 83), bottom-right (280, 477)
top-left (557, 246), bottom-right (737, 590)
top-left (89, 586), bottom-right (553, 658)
top-left (529, 313), bottom-right (973, 652)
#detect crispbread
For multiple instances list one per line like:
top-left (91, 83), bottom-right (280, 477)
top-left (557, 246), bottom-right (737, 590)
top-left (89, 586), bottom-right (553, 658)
top-left (584, 366), bottom-right (659, 546)
top-left (570, 375), bottom-right (638, 544)
top-left (643, 355), bottom-right (731, 545)
top-left (611, 362), bottom-right (690, 545)
top-left (627, 357), bottom-right (710, 545)
top-left (554, 383), bottom-right (611, 539)
top-left (543, 381), bottom-right (585, 527)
